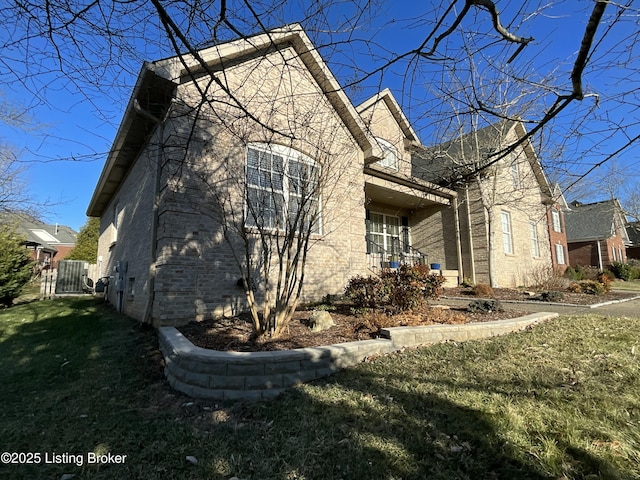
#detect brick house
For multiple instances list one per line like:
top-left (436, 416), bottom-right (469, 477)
top-left (546, 183), bottom-right (570, 273)
top-left (565, 199), bottom-right (630, 269)
top-left (86, 25), bottom-right (459, 326)
top-left (6, 217), bottom-right (77, 268)
top-left (412, 120), bottom-right (557, 287)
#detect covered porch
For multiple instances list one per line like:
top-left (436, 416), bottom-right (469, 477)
top-left (364, 166), bottom-right (462, 285)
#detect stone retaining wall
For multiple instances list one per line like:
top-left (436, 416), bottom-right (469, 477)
top-left (159, 312), bottom-right (557, 401)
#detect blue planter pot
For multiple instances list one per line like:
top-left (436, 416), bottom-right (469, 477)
top-left (430, 263), bottom-right (441, 270)
top-left (389, 261), bottom-right (400, 269)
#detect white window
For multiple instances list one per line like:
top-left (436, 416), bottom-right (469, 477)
top-left (367, 212), bottom-right (401, 257)
top-left (555, 244), bottom-right (566, 265)
top-left (530, 222), bottom-right (540, 258)
top-left (501, 211), bottom-right (513, 255)
top-left (245, 144), bottom-right (321, 234)
top-left (551, 210), bottom-right (562, 233)
top-left (376, 138), bottom-right (399, 171)
top-left (511, 162), bottom-right (520, 188)
top-left (612, 246), bottom-right (617, 262)
top-left (113, 203), bottom-right (120, 242)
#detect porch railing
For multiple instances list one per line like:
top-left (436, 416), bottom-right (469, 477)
top-left (366, 237), bottom-right (428, 271)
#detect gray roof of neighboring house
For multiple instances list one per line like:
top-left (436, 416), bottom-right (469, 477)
top-left (565, 199), bottom-right (627, 242)
top-left (627, 222), bottom-right (640, 246)
top-left (1, 215), bottom-right (77, 251)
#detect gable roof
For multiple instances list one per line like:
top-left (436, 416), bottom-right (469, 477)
top-left (87, 24), bottom-right (382, 217)
top-left (565, 199), bottom-right (630, 243)
top-left (3, 217), bottom-right (77, 252)
top-left (412, 119), bottom-right (552, 198)
top-left (627, 222), bottom-right (640, 246)
top-left (356, 88), bottom-right (419, 143)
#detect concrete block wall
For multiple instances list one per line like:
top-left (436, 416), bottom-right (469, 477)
top-left (159, 312), bottom-right (557, 400)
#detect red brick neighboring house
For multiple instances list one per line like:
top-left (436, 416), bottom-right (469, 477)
top-left (565, 199), bottom-right (630, 269)
top-left (547, 184), bottom-right (570, 273)
top-left (626, 221), bottom-right (640, 260)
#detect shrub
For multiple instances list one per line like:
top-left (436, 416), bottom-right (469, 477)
top-left (596, 272), bottom-right (611, 292)
top-left (579, 280), bottom-right (606, 295)
top-left (468, 299), bottom-right (503, 313)
top-left (528, 265), bottom-right (567, 291)
top-left (0, 226), bottom-right (35, 307)
top-left (345, 265), bottom-right (445, 312)
top-left (472, 283), bottom-right (494, 297)
top-left (538, 291), bottom-right (564, 302)
top-left (610, 261), bottom-right (633, 281)
top-left (344, 275), bottom-right (388, 308)
top-left (567, 282), bottom-right (582, 293)
top-left (564, 266), bottom-right (583, 281)
top-left (382, 264), bottom-right (446, 312)
top-left (631, 266), bottom-right (640, 280)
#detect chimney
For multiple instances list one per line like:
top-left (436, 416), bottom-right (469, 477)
top-left (55, 223), bottom-right (59, 235)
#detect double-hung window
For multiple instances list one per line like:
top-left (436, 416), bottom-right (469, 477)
top-left (555, 244), bottom-right (566, 265)
top-left (530, 221), bottom-right (540, 258)
top-left (551, 210), bottom-right (562, 232)
top-left (245, 144), bottom-right (321, 234)
top-left (501, 211), bottom-right (513, 254)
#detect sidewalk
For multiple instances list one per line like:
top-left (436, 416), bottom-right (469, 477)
top-left (439, 293), bottom-right (640, 318)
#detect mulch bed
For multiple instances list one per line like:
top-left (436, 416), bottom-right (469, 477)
top-left (177, 302), bottom-right (529, 353)
top-left (444, 286), bottom-right (637, 305)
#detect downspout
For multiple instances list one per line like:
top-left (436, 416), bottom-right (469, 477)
top-left (135, 99), bottom-right (167, 326)
top-left (452, 196), bottom-right (463, 285)
top-left (464, 184), bottom-right (476, 284)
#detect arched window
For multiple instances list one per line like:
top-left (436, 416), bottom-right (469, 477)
top-left (376, 138), bottom-right (398, 171)
top-left (245, 143), bottom-right (321, 234)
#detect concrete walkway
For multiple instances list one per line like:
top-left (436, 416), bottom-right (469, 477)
top-left (439, 292), bottom-right (640, 318)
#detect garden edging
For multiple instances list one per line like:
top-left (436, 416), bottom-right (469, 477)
top-left (159, 312), bottom-right (558, 401)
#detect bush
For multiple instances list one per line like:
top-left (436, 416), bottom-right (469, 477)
top-left (473, 283), bottom-right (494, 297)
top-left (565, 265), bottom-right (601, 281)
top-left (610, 261), bottom-right (633, 281)
top-left (344, 275), bottom-right (388, 308)
top-left (468, 299), bottom-right (503, 313)
top-left (528, 265), bottom-right (567, 291)
top-left (579, 280), bottom-right (606, 295)
top-left (538, 291), bottom-right (564, 302)
top-left (0, 226), bottom-right (35, 307)
top-left (345, 265), bottom-right (446, 312)
top-left (596, 272), bottom-right (612, 292)
top-left (567, 282), bottom-right (583, 293)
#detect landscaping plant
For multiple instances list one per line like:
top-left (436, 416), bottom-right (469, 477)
top-left (0, 226), bottom-right (34, 307)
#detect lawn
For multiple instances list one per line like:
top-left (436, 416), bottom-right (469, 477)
top-left (611, 280), bottom-right (640, 292)
top-left (1, 298), bottom-right (639, 479)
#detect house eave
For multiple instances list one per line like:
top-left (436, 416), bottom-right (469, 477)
top-left (86, 67), bottom-right (176, 217)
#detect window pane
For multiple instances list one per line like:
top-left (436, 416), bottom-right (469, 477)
top-left (502, 212), bottom-right (513, 254)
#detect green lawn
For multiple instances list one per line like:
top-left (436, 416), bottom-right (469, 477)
top-left (611, 280), bottom-right (640, 292)
top-left (1, 298), bottom-right (639, 479)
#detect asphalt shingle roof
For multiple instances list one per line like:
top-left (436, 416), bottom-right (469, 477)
top-left (565, 200), bottom-right (620, 241)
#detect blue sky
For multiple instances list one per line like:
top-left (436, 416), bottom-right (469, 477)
top-left (0, 0), bottom-right (637, 231)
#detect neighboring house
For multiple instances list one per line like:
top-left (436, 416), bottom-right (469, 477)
top-left (626, 221), bottom-right (640, 260)
top-left (87, 25), bottom-right (459, 326)
top-left (547, 183), bottom-right (570, 273)
top-left (565, 199), bottom-right (630, 269)
top-left (412, 120), bottom-right (556, 287)
top-left (8, 217), bottom-right (77, 268)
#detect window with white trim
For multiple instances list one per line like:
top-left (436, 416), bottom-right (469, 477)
top-left (376, 138), bottom-right (399, 171)
top-left (366, 212), bottom-right (401, 257)
top-left (245, 144), bottom-right (321, 234)
top-left (511, 162), bottom-right (520, 188)
top-left (112, 202), bottom-right (120, 242)
top-left (530, 221), bottom-right (540, 258)
top-left (551, 210), bottom-right (562, 232)
top-left (501, 211), bottom-right (513, 255)
top-left (555, 244), bottom-right (566, 265)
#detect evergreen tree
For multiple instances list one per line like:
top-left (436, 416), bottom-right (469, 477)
top-left (0, 225), bottom-right (34, 307)
top-left (67, 217), bottom-right (99, 263)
